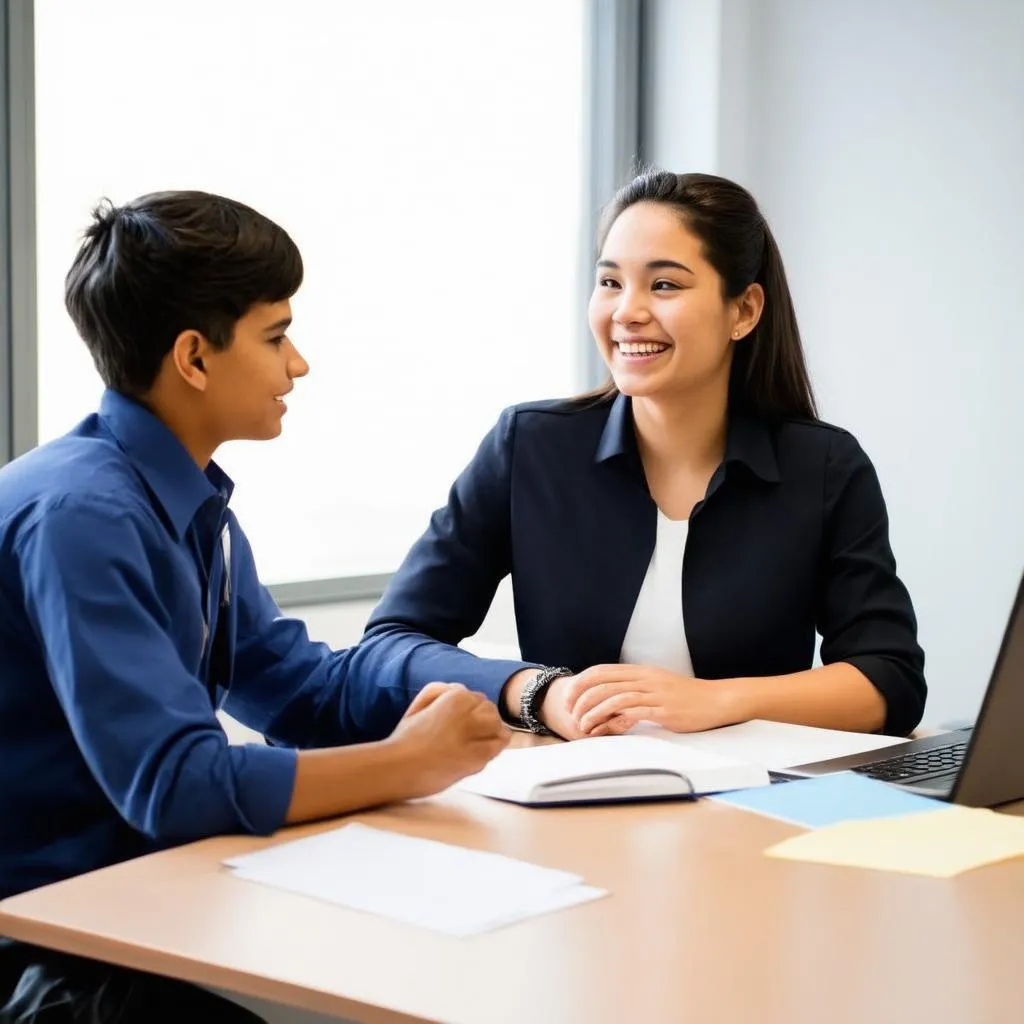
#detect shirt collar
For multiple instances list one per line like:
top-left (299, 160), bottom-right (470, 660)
top-left (99, 389), bottom-right (234, 539)
top-left (594, 391), bottom-right (780, 484)
top-left (594, 391), bottom-right (640, 465)
top-left (724, 409), bottom-right (781, 483)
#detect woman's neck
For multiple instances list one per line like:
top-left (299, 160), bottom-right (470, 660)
top-left (631, 382), bottom-right (729, 476)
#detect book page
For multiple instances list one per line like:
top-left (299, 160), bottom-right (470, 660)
top-left (630, 719), bottom-right (906, 771)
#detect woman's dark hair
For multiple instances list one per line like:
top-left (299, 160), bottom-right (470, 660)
top-left (64, 190), bottom-right (304, 395)
top-left (585, 170), bottom-right (817, 421)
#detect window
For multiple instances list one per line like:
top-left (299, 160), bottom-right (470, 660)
top-left (34, 0), bottom-right (586, 584)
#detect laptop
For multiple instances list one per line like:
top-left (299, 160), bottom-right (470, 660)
top-left (785, 571), bottom-right (1024, 807)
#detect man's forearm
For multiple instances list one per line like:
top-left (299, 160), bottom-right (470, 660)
top-left (286, 739), bottom-right (422, 824)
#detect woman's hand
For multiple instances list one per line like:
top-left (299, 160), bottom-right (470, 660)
top-left (537, 674), bottom-right (589, 740)
top-left (564, 664), bottom-right (740, 736)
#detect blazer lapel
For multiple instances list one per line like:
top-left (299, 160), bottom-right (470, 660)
top-left (585, 394), bottom-right (656, 664)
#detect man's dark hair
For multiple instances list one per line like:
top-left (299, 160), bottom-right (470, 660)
top-left (64, 190), bottom-right (304, 394)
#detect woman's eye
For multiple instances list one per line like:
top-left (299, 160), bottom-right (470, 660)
top-left (597, 277), bottom-right (620, 289)
top-left (269, 335), bottom-right (286, 347)
top-left (652, 280), bottom-right (680, 291)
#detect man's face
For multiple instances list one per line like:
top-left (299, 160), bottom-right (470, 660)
top-left (202, 300), bottom-right (309, 441)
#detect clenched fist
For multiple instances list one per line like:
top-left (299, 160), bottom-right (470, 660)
top-left (390, 682), bottom-right (510, 797)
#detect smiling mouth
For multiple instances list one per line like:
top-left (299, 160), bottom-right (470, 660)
top-left (615, 340), bottom-right (670, 356)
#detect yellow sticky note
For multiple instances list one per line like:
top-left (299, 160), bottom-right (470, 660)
top-left (765, 805), bottom-right (1024, 877)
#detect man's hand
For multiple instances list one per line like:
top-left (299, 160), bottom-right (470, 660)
top-left (390, 683), bottom-right (510, 796)
top-left (563, 664), bottom-right (740, 736)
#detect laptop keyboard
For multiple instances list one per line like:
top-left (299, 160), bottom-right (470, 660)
top-left (851, 742), bottom-right (968, 783)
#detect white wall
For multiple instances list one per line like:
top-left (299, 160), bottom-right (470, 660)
top-left (645, 0), bottom-right (1024, 725)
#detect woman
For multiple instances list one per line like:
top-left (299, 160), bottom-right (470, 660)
top-left (360, 171), bottom-right (925, 741)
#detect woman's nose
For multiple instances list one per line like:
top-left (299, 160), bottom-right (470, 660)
top-left (612, 287), bottom-right (652, 326)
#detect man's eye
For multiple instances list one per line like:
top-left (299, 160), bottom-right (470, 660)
top-left (269, 335), bottom-right (286, 346)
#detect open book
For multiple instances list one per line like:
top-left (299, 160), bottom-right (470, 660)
top-left (457, 735), bottom-right (770, 806)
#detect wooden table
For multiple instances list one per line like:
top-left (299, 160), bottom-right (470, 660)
top-left (2, 745), bottom-right (1023, 1024)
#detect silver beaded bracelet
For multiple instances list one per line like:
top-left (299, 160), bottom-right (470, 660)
top-left (519, 666), bottom-right (573, 735)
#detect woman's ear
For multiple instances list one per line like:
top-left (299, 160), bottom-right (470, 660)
top-left (170, 330), bottom-right (210, 392)
top-left (732, 282), bottom-right (765, 341)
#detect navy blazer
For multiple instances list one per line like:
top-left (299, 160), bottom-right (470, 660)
top-left (361, 393), bottom-right (926, 735)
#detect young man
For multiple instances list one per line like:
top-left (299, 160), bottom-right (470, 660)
top-left (0, 191), bottom-right (509, 1022)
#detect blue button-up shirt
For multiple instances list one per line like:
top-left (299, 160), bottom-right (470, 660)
top-left (0, 390), bottom-right (413, 900)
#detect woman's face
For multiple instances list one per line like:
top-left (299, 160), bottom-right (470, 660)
top-left (588, 201), bottom-right (753, 402)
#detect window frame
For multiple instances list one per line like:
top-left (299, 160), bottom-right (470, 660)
top-left (1, 0), bottom-right (37, 467)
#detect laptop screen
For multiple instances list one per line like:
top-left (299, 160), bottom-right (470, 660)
top-left (954, 573), bottom-right (1024, 807)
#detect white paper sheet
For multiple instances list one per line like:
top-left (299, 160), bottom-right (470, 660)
top-left (628, 719), bottom-right (906, 771)
top-left (224, 823), bottom-right (606, 937)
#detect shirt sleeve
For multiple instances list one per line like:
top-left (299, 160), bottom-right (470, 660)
top-left (16, 499), bottom-right (297, 843)
top-left (357, 406), bottom-right (535, 705)
top-left (221, 520), bottom-right (421, 745)
top-left (816, 430), bottom-right (927, 735)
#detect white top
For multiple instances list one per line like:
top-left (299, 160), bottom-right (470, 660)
top-left (619, 510), bottom-right (695, 676)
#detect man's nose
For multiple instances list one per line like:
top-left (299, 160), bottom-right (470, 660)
top-left (287, 342), bottom-right (310, 379)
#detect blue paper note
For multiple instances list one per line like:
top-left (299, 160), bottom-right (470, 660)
top-left (711, 772), bottom-right (944, 829)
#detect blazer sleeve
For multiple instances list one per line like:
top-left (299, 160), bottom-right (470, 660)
top-left (816, 430), bottom-right (927, 735)
top-left (356, 406), bottom-right (535, 706)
